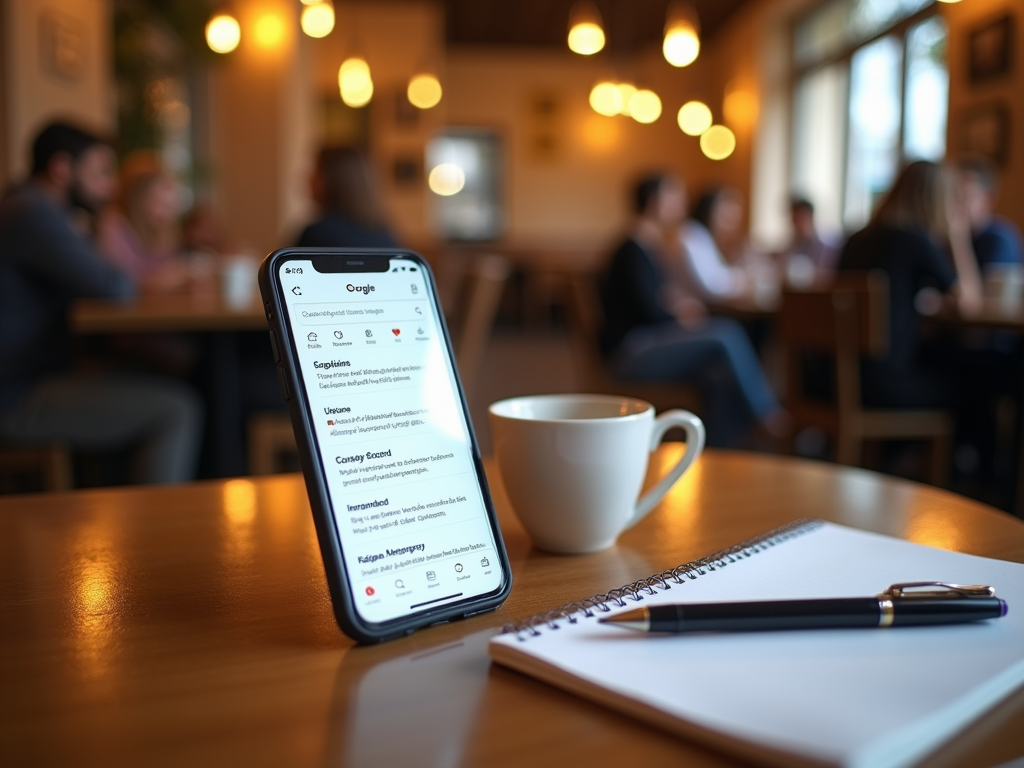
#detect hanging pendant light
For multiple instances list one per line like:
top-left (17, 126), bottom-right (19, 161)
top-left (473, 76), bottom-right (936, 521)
top-left (663, 2), bottom-right (700, 68)
top-left (567, 1), bottom-right (605, 56)
top-left (301, 0), bottom-right (335, 38)
top-left (206, 9), bottom-right (241, 54)
top-left (339, 57), bottom-right (373, 107)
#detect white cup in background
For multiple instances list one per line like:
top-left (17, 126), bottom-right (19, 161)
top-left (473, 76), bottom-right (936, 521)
top-left (983, 263), bottom-right (1024, 313)
top-left (221, 254), bottom-right (259, 309)
top-left (488, 394), bottom-right (705, 554)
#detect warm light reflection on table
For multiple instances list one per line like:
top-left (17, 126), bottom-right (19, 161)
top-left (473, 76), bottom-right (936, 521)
top-left (2, 450), bottom-right (1024, 768)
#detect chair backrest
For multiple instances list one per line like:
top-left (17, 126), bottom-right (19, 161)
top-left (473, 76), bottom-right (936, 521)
top-left (780, 270), bottom-right (889, 419)
top-left (563, 271), bottom-right (611, 385)
top-left (453, 254), bottom-right (510, 397)
top-left (779, 271), bottom-right (889, 357)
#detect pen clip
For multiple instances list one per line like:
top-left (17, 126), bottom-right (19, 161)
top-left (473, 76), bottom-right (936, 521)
top-left (879, 582), bottom-right (996, 600)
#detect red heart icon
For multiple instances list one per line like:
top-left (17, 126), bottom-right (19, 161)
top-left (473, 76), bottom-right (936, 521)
top-left (392, 328), bottom-right (401, 336)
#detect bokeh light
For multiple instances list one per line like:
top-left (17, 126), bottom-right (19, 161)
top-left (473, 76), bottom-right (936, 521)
top-left (677, 100), bottom-right (712, 135)
top-left (253, 13), bottom-right (284, 48)
top-left (567, 22), bottom-right (605, 55)
top-left (589, 82), bottom-right (623, 117)
top-left (205, 14), bottom-right (241, 54)
top-left (301, 2), bottom-right (335, 38)
top-left (428, 164), bottom-right (466, 196)
top-left (663, 23), bottom-right (700, 67)
top-left (628, 90), bottom-right (662, 124)
top-left (339, 57), bottom-right (374, 107)
top-left (616, 83), bottom-right (637, 116)
top-left (700, 125), bottom-right (737, 160)
top-left (408, 74), bottom-right (443, 109)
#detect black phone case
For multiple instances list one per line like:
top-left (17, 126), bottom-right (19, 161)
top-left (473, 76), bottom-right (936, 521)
top-left (258, 247), bottom-right (512, 643)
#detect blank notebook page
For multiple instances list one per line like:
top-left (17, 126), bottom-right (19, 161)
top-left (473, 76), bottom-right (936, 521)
top-left (489, 522), bottom-right (1024, 768)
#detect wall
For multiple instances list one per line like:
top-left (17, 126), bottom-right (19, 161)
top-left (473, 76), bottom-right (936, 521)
top-left (1, 0), bottom-right (114, 184)
top-left (943, 0), bottom-right (1024, 231)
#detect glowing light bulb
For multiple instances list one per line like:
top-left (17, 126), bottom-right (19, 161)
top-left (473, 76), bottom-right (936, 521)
top-left (677, 101), bottom-right (712, 135)
top-left (700, 125), bottom-right (736, 160)
top-left (628, 90), bottom-right (662, 124)
top-left (589, 82), bottom-right (622, 117)
top-left (616, 83), bottom-right (637, 116)
top-left (301, 2), bottom-right (335, 38)
top-left (568, 22), bottom-right (605, 55)
top-left (339, 58), bottom-right (373, 107)
top-left (428, 164), bottom-right (466, 196)
top-left (663, 23), bottom-right (700, 67)
top-left (206, 13), bottom-right (241, 54)
top-left (408, 74), bottom-right (442, 109)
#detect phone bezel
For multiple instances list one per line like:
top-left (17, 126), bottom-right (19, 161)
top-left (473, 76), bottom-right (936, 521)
top-left (258, 247), bottom-right (512, 643)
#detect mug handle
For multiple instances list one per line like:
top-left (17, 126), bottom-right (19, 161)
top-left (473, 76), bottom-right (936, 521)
top-left (626, 409), bottom-right (706, 529)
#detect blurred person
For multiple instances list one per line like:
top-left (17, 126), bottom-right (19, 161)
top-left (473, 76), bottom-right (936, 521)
top-left (0, 121), bottom-right (202, 484)
top-left (955, 155), bottom-right (1023, 270)
top-left (99, 151), bottom-right (193, 294)
top-left (838, 160), bottom-right (986, 410)
top-left (780, 196), bottom-right (839, 286)
top-left (296, 146), bottom-right (397, 248)
top-left (681, 186), bottom-right (780, 306)
top-left (600, 172), bottom-right (788, 448)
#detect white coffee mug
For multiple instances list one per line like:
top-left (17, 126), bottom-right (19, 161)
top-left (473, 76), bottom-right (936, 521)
top-left (488, 394), bottom-right (705, 554)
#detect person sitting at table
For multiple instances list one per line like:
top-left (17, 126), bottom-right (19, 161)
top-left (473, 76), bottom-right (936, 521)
top-left (600, 172), bottom-right (789, 448)
top-left (838, 160), bottom-right (986, 410)
top-left (954, 155), bottom-right (1023, 270)
top-left (98, 151), bottom-right (196, 294)
top-left (780, 195), bottom-right (840, 286)
top-left (295, 146), bottom-right (397, 248)
top-left (0, 120), bottom-right (202, 485)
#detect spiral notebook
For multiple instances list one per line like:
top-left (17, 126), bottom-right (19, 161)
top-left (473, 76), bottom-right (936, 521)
top-left (489, 520), bottom-right (1024, 768)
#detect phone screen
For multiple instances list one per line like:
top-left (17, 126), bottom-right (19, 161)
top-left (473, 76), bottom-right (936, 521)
top-left (277, 255), bottom-right (505, 625)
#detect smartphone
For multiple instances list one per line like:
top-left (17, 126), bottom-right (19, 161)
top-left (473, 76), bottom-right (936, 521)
top-left (259, 248), bottom-right (512, 643)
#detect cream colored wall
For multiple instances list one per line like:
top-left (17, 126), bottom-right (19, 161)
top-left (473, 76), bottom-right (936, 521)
top-left (1, 0), bottom-right (114, 184)
top-left (942, 0), bottom-right (1024, 231)
top-left (205, 0), bottom-right (312, 256)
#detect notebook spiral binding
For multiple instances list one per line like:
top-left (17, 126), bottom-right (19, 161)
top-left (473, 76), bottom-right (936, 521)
top-left (502, 518), bottom-right (824, 640)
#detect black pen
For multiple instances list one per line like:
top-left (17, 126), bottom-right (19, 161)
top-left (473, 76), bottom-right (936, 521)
top-left (599, 582), bottom-right (1008, 633)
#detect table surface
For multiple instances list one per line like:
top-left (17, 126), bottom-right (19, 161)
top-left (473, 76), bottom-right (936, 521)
top-left (3, 449), bottom-right (1024, 768)
top-left (71, 293), bottom-right (268, 333)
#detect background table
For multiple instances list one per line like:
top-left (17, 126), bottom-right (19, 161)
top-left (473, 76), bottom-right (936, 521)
top-left (3, 449), bottom-right (1024, 767)
top-left (71, 295), bottom-right (271, 477)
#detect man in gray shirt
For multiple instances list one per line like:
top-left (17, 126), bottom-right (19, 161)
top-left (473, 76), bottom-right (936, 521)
top-left (0, 121), bottom-right (201, 484)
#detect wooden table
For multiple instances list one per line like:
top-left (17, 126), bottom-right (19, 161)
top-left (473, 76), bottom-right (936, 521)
top-left (70, 294), bottom-right (268, 333)
top-left (3, 449), bottom-right (1024, 768)
top-left (70, 294), bottom-right (271, 477)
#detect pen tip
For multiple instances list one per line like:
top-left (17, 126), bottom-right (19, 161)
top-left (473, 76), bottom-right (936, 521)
top-left (1000, 599), bottom-right (1008, 617)
top-left (598, 607), bottom-right (649, 630)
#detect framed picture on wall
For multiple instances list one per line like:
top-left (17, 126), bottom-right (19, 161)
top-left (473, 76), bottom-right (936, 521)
top-left (968, 13), bottom-right (1014, 83)
top-left (959, 103), bottom-right (1010, 166)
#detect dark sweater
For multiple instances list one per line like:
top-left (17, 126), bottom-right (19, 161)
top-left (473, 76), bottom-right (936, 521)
top-left (599, 237), bottom-right (674, 354)
top-left (837, 225), bottom-right (956, 406)
top-left (296, 213), bottom-right (397, 249)
top-left (0, 183), bottom-right (134, 412)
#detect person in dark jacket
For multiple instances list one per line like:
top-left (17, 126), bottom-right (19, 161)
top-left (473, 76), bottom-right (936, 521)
top-left (600, 172), bottom-right (787, 447)
top-left (296, 146), bottom-right (397, 248)
top-left (0, 121), bottom-right (201, 484)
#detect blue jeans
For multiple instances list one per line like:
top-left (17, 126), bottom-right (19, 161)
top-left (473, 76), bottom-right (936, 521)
top-left (609, 318), bottom-right (779, 447)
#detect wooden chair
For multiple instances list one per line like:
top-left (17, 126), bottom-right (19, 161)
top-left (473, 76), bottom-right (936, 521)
top-left (562, 272), bottom-right (700, 413)
top-left (779, 271), bottom-right (952, 485)
top-left (247, 254), bottom-right (511, 475)
top-left (0, 443), bottom-right (73, 493)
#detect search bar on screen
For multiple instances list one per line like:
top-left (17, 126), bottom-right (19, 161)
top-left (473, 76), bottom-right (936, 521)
top-left (293, 301), bottom-right (429, 325)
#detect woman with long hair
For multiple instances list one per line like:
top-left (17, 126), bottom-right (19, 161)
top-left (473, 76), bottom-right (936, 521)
top-left (838, 160), bottom-right (982, 408)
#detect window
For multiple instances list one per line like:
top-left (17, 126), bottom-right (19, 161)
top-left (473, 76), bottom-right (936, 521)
top-left (790, 0), bottom-right (948, 234)
top-left (426, 131), bottom-right (504, 241)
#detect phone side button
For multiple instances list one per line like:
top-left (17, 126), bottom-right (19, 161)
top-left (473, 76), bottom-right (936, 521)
top-left (268, 330), bottom-right (282, 363)
top-left (276, 366), bottom-right (292, 401)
